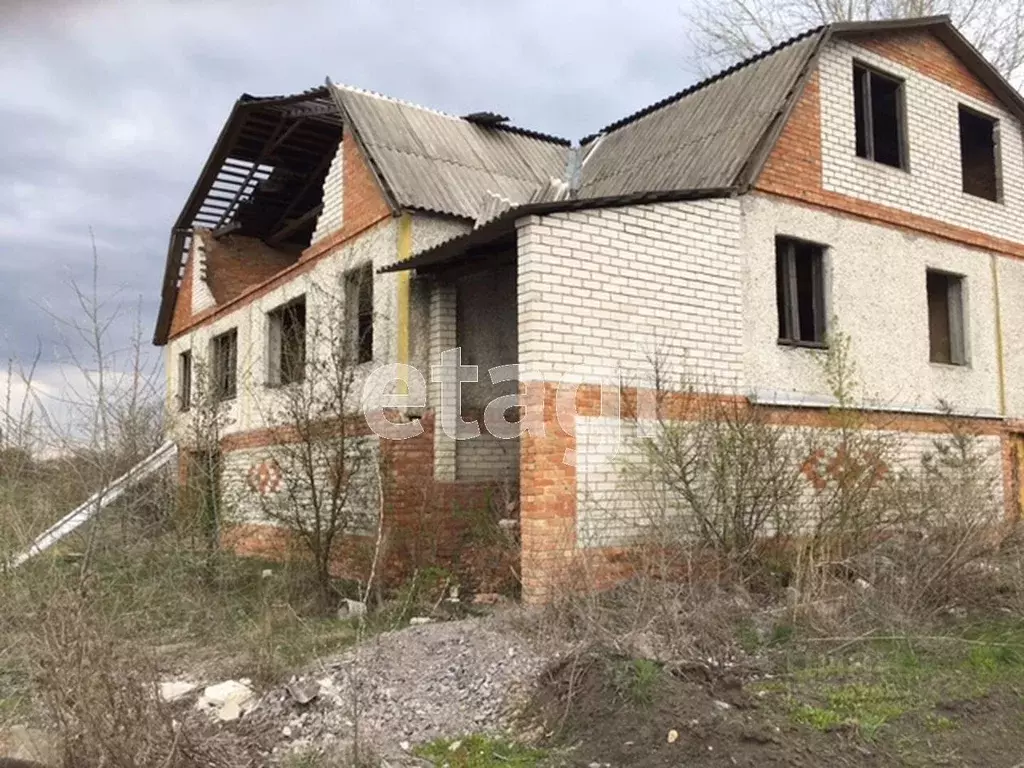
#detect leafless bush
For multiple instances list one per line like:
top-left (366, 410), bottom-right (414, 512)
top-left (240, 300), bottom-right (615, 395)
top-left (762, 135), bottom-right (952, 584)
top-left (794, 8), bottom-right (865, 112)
top-left (548, 333), bottom-right (1016, 659)
top-left (34, 594), bottom-right (243, 768)
top-left (252, 283), bottom-right (382, 612)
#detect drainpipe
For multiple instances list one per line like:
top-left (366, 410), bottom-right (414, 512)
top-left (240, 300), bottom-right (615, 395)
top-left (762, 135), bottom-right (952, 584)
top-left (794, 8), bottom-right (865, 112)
top-left (396, 213), bottom-right (413, 395)
top-left (990, 252), bottom-right (1007, 417)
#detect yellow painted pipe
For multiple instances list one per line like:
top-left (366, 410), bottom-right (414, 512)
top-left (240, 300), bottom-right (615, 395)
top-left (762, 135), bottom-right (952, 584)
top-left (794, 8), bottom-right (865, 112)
top-left (990, 252), bottom-right (1007, 417)
top-left (396, 214), bottom-right (413, 395)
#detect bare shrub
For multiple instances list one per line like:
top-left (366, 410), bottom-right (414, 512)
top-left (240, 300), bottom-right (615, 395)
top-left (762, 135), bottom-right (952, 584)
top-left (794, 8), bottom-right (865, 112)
top-left (550, 331), bottom-right (1015, 661)
top-left (33, 592), bottom-right (246, 768)
top-left (836, 413), bottom-right (1008, 623)
top-left (252, 284), bottom-right (382, 612)
top-left (625, 393), bottom-right (806, 572)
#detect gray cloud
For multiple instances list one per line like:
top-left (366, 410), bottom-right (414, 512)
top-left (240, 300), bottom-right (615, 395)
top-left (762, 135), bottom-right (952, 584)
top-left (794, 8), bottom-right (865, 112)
top-left (0, 0), bottom-right (699, 372)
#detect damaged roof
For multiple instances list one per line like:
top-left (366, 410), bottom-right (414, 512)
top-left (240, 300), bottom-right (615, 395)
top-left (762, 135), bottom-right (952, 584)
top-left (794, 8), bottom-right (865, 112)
top-left (332, 84), bottom-right (571, 219)
top-left (157, 15), bottom-right (1024, 344)
top-left (154, 87), bottom-right (343, 346)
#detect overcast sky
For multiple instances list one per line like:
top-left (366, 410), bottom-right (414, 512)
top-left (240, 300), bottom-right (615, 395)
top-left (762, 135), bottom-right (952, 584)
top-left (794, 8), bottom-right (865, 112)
top-left (0, 0), bottom-right (701, 423)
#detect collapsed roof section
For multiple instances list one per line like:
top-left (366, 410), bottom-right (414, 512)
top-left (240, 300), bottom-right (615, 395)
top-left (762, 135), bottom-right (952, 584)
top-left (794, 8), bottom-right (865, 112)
top-left (154, 83), bottom-right (572, 345)
top-left (154, 87), bottom-right (343, 345)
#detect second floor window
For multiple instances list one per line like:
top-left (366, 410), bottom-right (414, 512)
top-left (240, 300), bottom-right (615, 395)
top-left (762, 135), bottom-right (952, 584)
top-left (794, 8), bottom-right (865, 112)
top-left (926, 270), bottom-right (966, 366)
top-left (211, 329), bottom-right (238, 401)
top-left (345, 263), bottom-right (374, 364)
top-left (959, 106), bottom-right (1000, 202)
top-left (178, 350), bottom-right (192, 412)
top-left (267, 298), bottom-right (306, 386)
top-left (776, 237), bottom-right (826, 346)
top-left (853, 63), bottom-right (906, 170)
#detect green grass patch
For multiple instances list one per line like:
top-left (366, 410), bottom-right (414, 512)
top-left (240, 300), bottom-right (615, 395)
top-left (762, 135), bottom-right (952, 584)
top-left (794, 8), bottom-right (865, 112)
top-left (753, 618), bottom-right (1024, 742)
top-left (609, 657), bottom-right (662, 707)
top-left (415, 735), bottom-right (549, 768)
top-left (0, 544), bottom-right (364, 690)
top-left (791, 682), bottom-right (911, 739)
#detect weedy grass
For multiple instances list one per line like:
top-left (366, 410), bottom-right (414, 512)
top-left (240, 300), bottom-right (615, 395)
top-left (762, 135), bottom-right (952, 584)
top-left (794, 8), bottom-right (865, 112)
top-left (756, 618), bottom-right (1024, 741)
top-left (414, 735), bottom-right (550, 768)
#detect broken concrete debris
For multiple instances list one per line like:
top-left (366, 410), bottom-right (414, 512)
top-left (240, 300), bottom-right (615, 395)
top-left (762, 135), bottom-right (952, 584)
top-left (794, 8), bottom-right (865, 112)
top-left (286, 679), bottom-right (321, 705)
top-left (158, 680), bottom-right (199, 703)
top-left (196, 679), bottom-right (257, 722)
top-left (337, 599), bottom-right (366, 619)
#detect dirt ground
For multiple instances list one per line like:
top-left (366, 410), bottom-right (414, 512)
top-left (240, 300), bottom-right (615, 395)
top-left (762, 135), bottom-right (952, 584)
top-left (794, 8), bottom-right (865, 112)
top-left (531, 651), bottom-right (1024, 768)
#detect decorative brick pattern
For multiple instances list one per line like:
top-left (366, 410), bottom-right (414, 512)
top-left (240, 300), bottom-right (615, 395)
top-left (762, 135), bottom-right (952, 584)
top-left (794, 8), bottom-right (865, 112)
top-left (575, 413), bottom-right (1004, 548)
top-left (219, 410), bottom-right (517, 593)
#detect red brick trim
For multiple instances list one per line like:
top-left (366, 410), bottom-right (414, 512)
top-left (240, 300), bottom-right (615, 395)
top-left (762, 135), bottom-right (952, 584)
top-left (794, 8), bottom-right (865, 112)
top-left (754, 59), bottom-right (1024, 261)
top-left (855, 30), bottom-right (1002, 108)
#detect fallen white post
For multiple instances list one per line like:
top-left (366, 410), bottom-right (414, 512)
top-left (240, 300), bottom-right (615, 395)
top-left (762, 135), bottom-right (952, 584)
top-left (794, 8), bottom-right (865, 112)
top-left (8, 441), bottom-right (179, 569)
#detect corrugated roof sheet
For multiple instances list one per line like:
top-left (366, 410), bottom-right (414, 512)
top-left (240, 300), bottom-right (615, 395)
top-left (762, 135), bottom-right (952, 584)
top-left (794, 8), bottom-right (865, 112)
top-left (335, 86), bottom-right (571, 219)
top-left (578, 30), bottom-right (823, 197)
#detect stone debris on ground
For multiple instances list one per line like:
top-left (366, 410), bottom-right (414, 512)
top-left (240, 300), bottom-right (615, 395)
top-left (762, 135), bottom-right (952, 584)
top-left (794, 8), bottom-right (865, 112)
top-left (247, 616), bottom-right (554, 761)
top-left (285, 680), bottom-right (321, 705)
top-left (159, 679), bottom-right (200, 703)
top-left (197, 679), bottom-right (258, 722)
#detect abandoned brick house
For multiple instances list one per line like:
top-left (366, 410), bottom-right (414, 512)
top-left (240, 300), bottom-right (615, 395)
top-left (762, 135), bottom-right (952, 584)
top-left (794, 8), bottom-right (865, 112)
top-left (156, 16), bottom-right (1024, 602)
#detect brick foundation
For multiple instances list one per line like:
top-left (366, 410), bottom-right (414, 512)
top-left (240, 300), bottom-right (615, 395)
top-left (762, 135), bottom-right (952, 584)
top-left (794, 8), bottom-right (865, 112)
top-left (518, 382), bottom-right (1023, 604)
top-left (184, 410), bottom-right (520, 596)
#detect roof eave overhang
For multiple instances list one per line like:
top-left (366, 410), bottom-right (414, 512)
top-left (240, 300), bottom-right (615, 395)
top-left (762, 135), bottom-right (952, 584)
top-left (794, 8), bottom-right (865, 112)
top-left (379, 186), bottom-right (739, 275)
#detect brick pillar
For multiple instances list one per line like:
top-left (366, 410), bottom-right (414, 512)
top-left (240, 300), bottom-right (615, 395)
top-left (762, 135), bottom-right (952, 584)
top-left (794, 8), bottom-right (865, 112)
top-left (429, 281), bottom-right (457, 481)
top-left (519, 381), bottom-right (577, 603)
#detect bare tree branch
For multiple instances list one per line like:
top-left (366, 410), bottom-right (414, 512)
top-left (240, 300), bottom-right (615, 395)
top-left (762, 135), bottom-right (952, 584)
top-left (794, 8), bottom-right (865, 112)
top-left (685, 0), bottom-right (1024, 85)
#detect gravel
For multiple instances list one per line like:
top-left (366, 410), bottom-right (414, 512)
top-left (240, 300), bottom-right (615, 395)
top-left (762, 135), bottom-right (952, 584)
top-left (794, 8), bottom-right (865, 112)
top-left (246, 615), bottom-right (556, 762)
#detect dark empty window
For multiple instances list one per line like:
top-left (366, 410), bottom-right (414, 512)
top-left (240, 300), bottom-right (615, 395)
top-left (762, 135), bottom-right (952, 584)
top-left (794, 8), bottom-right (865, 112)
top-left (927, 271), bottom-right (966, 365)
top-left (776, 237), bottom-right (826, 346)
top-left (268, 298), bottom-right (306, 386)
top-left (211, 329), bottom-right (238, 401)
top-left (854, 63), bottom-right (906, 169)
top-left (178, 350), bottom-right (192, 412)
top-left (345, 264), bottom-right (374, 364)
top-left (959, 106), bottom-right (1000, 202)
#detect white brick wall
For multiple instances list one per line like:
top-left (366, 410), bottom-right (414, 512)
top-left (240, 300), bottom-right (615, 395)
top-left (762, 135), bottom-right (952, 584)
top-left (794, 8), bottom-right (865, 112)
top-left (456, 433), bottom-right (519, 483)
top-left (190, 233), bottom-right (215, 314)
top-left (818, 39), bottom-right (1024, 245)
top-left (167, 218), bottom-right (401, 442)
top-left (576, 415), bottom-right (1004, 548)
top-left (311, 139), bottom-right (344, 243)
top-left (741, 193), bottom-right (1016, 418)
top-left (516, 199), bottom-right (745, 389)
top-left (429, 281), bottom-right (457, 481)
